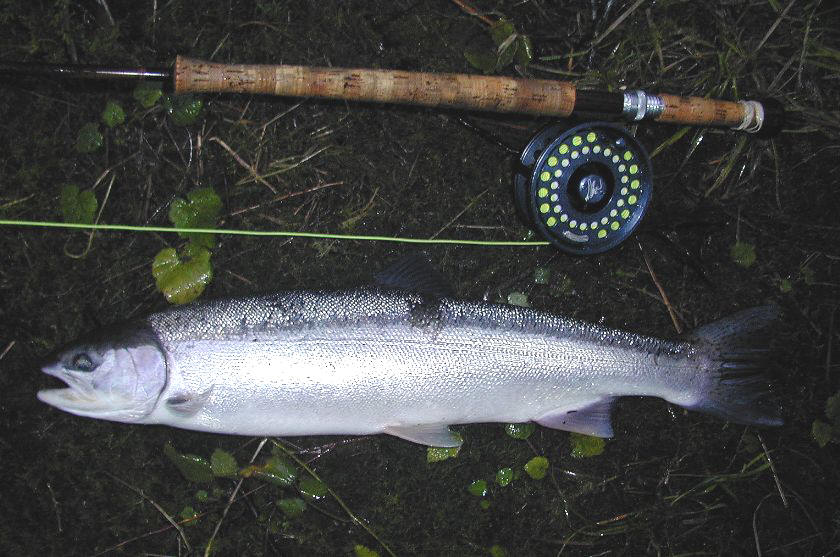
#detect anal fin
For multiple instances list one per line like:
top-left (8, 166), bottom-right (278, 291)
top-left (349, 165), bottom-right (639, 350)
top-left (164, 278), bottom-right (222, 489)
top-left (535, 398), bottom-right (616, 438)
top-left (383, 424), bottom-right (462, 447)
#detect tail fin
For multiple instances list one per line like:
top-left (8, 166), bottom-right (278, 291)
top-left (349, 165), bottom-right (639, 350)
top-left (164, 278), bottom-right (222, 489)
top-left (688, 306), bottom-right (783, 426)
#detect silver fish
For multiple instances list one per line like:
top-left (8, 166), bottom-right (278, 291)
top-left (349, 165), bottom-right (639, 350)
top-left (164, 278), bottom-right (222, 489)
top-left (37, 258), bottom-right (782, 447)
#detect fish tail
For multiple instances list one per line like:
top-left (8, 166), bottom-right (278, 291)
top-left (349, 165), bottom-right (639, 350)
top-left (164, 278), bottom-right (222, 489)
top-left (687, 305), bottom-right (783, 426)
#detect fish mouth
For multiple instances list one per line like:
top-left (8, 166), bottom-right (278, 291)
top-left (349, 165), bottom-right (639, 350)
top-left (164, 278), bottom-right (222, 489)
top-left (37, 365), bottom-right (137, 417)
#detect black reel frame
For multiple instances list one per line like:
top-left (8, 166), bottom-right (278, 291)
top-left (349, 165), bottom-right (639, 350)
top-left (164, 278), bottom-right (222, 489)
top-left (514, 122), bottom-right (654, 255)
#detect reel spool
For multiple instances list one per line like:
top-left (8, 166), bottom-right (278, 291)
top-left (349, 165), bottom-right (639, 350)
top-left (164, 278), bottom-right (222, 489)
top-left (514, 122), bottom-right (653, 255)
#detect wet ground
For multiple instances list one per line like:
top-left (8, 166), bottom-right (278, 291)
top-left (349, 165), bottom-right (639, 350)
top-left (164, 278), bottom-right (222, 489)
top-left (1, 1), bottom-right (838, 555)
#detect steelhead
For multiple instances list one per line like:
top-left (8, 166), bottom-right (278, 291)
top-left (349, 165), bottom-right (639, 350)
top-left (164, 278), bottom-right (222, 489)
top-left (37, 258), bottom-right (782, 446)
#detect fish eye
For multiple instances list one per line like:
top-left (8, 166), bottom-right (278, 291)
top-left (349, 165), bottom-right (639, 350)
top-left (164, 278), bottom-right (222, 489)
top-left (69, 352), bottom-right (97, 372)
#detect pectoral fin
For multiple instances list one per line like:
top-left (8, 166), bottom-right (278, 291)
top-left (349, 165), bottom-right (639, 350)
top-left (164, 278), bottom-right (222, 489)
top-left (165, 387), bottom-right (213, 417)
top-left (535, 398), bottom-right (616, 438)
top-left (384, 424), bottom-right (462, 447)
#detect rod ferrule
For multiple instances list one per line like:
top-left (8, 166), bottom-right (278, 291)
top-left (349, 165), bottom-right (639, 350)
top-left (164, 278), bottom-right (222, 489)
top-left (622, 90), bottom-right (664, 121)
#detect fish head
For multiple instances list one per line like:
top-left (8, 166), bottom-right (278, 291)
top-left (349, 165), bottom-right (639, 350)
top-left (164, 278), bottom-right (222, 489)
top-left (37, 323), bottom-right (167, 423)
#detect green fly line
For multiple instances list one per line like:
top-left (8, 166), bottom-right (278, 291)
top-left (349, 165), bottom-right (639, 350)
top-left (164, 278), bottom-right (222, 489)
top-left (0, 219), bottom-right (550, 247)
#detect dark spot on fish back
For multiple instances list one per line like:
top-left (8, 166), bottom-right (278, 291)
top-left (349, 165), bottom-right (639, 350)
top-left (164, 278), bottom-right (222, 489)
top-left (408, 294), bottom-right (443, 330)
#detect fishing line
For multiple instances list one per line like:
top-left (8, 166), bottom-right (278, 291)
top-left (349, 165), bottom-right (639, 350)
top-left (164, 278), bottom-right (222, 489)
top-left (0, 219), bottom-right (550, 247)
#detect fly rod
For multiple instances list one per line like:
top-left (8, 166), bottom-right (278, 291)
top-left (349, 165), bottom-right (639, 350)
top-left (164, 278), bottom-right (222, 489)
top-left (1, 56), bottom-right (784, 136)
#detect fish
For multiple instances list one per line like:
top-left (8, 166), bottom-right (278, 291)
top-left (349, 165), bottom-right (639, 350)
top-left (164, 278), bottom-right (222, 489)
top-left (37, 257), bottom-right (782, 447)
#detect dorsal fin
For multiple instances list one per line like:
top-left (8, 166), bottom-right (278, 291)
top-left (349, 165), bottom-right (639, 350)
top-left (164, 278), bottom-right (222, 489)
top-left (374, 255), bottom-right (454, 298)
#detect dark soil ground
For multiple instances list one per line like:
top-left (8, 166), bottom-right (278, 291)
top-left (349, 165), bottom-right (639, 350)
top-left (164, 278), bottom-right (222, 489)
top-left (1, 1), bottom-right (838, 555)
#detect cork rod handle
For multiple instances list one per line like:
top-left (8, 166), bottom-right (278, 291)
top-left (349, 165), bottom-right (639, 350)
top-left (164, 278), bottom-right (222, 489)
top-left (174, 56), bottom-right (578, 117)
top-left (173, 56), bottom-right (781, 134)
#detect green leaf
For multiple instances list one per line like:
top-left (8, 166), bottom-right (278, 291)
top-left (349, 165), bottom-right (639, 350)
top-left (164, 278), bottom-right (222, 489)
top-left (515, 35), bottom-right (533, 66)
top-left (354, 545), bottom-right (380, 557)
top-left (169, 187), bottom-right (222, 249)
top-left (464, 49), bottom-right (498, 73)
top-left (550, 274), bottom-right (574, 297)
top-left (133, 81), bottom-right (163, 108)
top-left (179, 505), bottom-right (199, 526)
top-left (426, 432), bottom-right (462, 462)
top-left (569, 432), bottom-right (606, 458)
top-left (164, 442), bottom-right (214, 484)
top-left (504, 422), bottom-right (535, 440)
top-left (533, 267), bottom-right (551, 285)
top-left (195, 489), bottom-right (209, 502)
top-left (825, 391), bottom-right (840, 423)
top-left (164, 94), bottom-right (204, 126)
top-left (495, 39), bottom-right (517, 71)
top-left (489, 20), bottom-right (515, 47)
top-left (506, 292), bottom-right (529, 307)
top-left (812, 420), bottom-right (833, 448)
top-left (495, 467), bottom-right (513, 487)
top-left (75, 122), bottom-right (103, 154)
top-left (467, 479), bottom-right (488, 497)
top-left (253, 456), bottom-right (297, 487)
top-left (730, 241), bottom-right (756, 268)
top-left (152, 244), bottom-right (213, 305)
top-left (277, 497), bottom-right (306, 518)
top-left (298, 476), bottom-right (329, 501)
top-left (210, 449), bottom-right (238, 477)
top-left (60, 185), bottom-right (97, 224)
top-left (779, 278), bottom-right (793, 292)
top-left (523, 456), bottom-right (549, 480)
top-left (489, 545), bottom-right (508, 557)
top-left (101, 100), bottom-right (125, 128)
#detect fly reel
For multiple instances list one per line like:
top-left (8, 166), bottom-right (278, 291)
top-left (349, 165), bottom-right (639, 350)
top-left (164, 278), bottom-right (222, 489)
top-left (514, 122), bottom-right (653, 255)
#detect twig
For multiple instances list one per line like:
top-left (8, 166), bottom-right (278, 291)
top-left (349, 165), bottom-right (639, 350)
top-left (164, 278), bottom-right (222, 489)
top-left (229, 181), bottom-right (344, 217)
top-left (0, 340), bottom-right (15, 361)
top-left (92, 484), bottom-right (268, 556)
top-left (46, 482), bottom-right (62, 533)
top-left (638, 241), bottom-right (683, 334)
top-left (208, 136), bottom-right (277, 193)
top-left (204, 438), bottom-right (269, 557)
top-left (65, 173), bottom-right (116, 259)
top-left (450, 0), bottom-right (494, 26)
top-left (591, 0), bottom-right (645, 47)
top-left (105, 472), bottom-right (190, 551)
top-left (429, 189), bottom-right (487, 239)
top-left (754, 0), bottom-right (795, 54)
top-left (757, 433), bottom-right (788, 508)
top-left (752, 493), bottom-right (775, 557)
top-left (272, 439), bottom-right (396, 557)
top-left (827, 306), bottom-right (836, 382)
